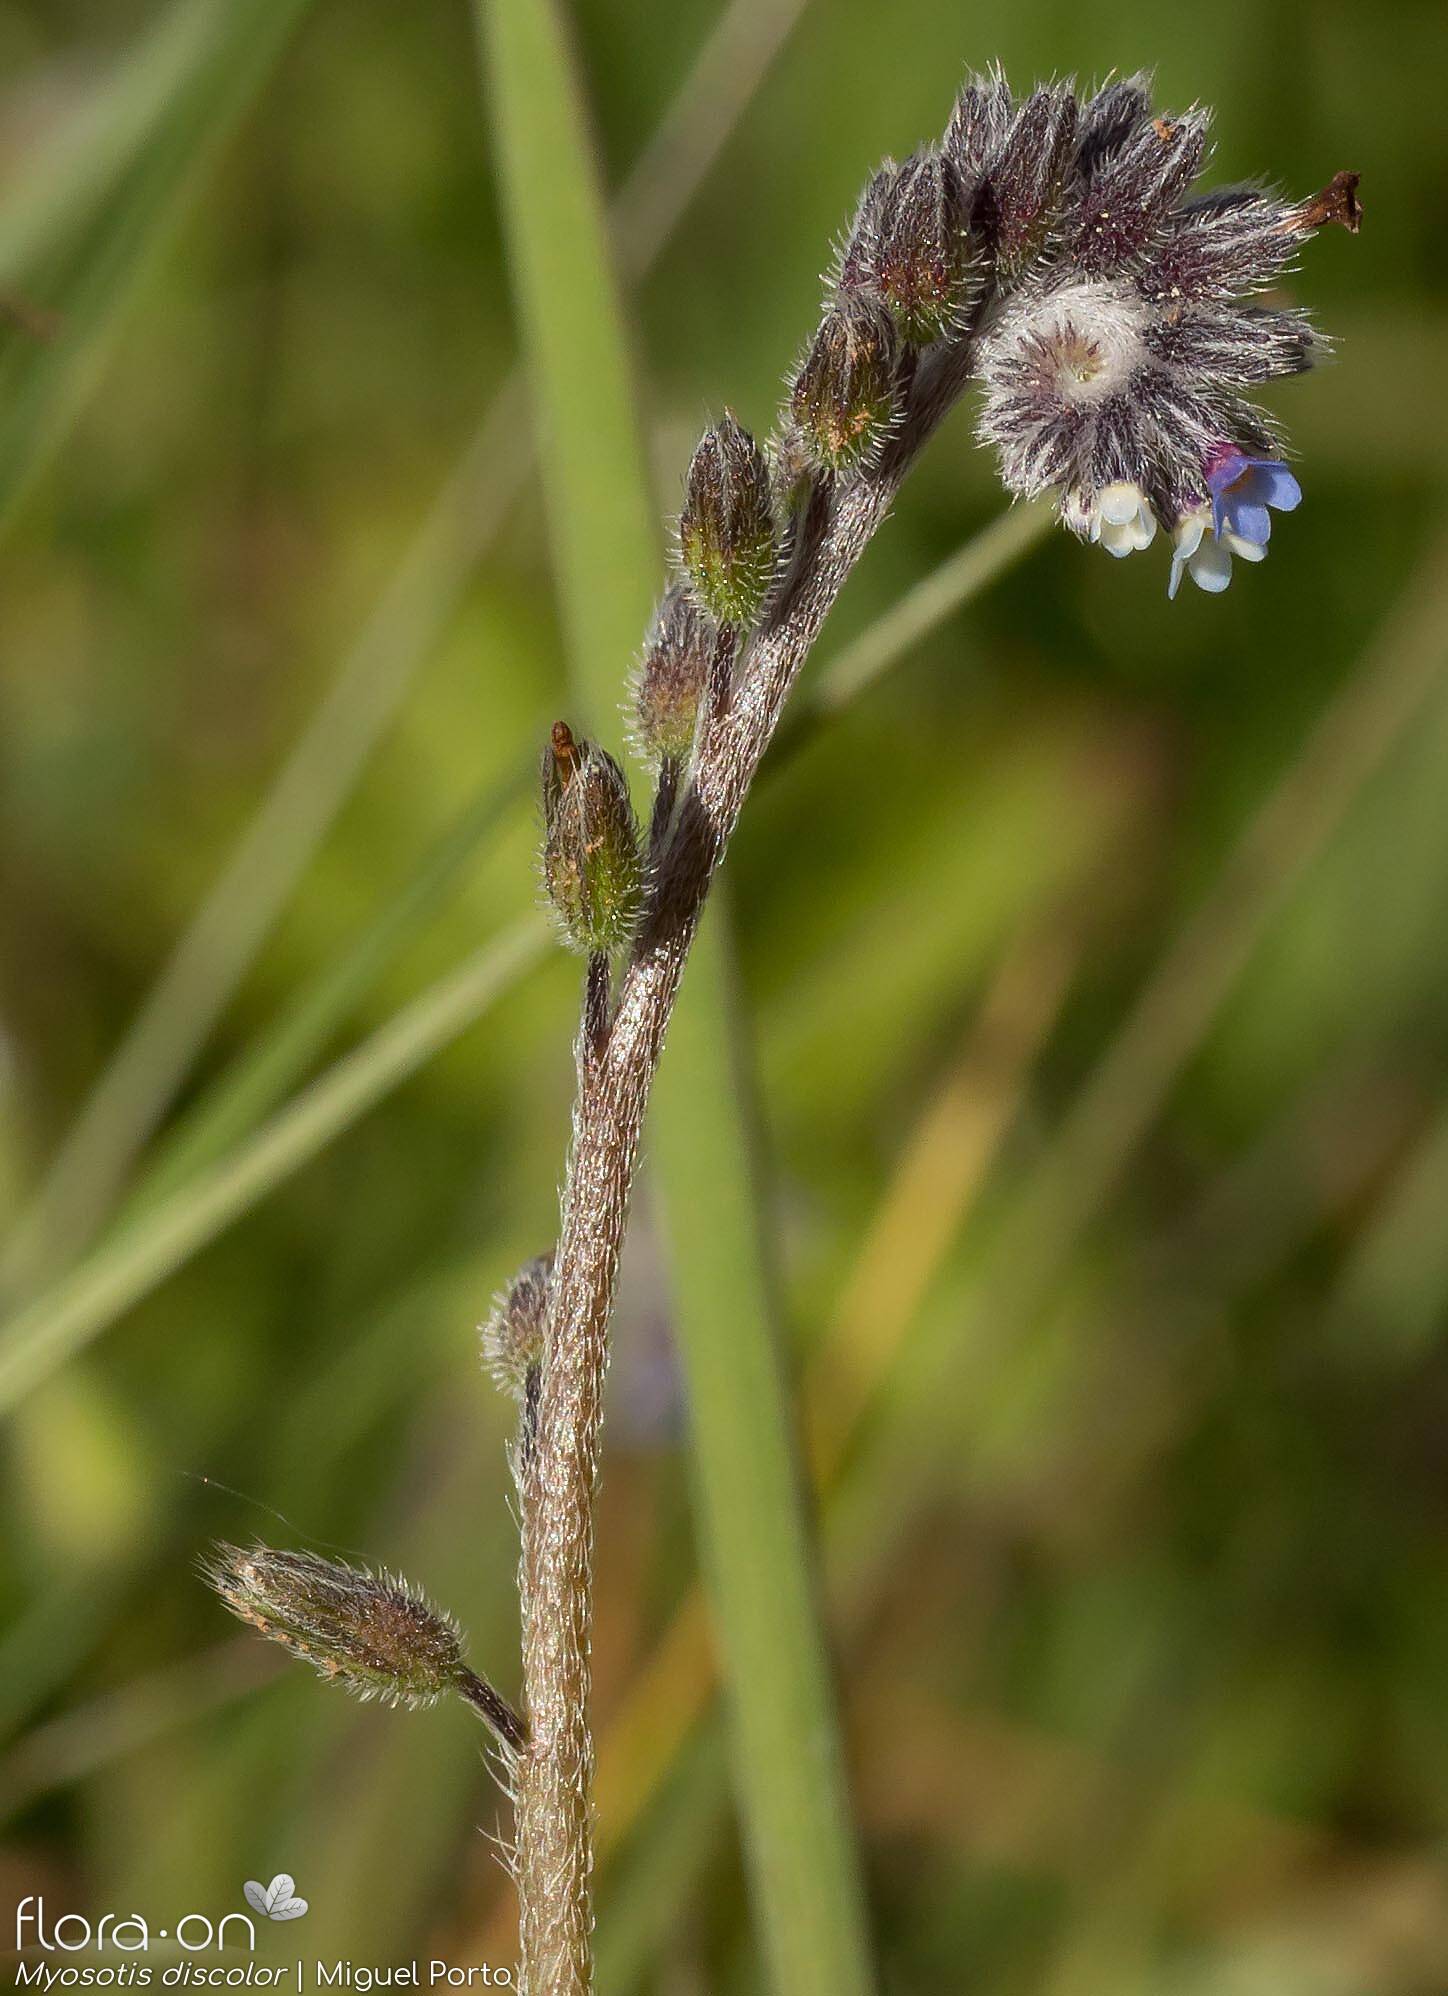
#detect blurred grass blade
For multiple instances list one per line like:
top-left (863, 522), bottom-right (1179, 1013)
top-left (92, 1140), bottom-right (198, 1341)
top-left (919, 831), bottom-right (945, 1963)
top-left (981, 522), bottom-right (1448, 1336)
top-left (607, 0), bottom-right (809, 282)
top-left (802, 500), bottom-right (1052, 721)
top-left (475, 0), bottom-right (659, 696)
top-left (0, 0), bottom-right (313, 537)
top-left (593, 1725), bottom-right (732, 1993)
top-left (131, 768), bottom-right (531, 1207)
top-left (0, 920), bottom-right (548, 1415)
top-left (0, 509), bottom-right (1048, 1414)
top-left (0, 408), bottom-right (529, 1302)
top-left (650, 904), bottom-right (876, 1996)
top-left (476, 0), bottom-right (876, 1988)
top-left (0, 0), bottom-right (228, 284)
top-left (1331, 1097), bottom-right (1448, 1365)
top-left (3, 0), bottom-right (807, 1303)
top-left (771, 498), bottom-right (1053, 767)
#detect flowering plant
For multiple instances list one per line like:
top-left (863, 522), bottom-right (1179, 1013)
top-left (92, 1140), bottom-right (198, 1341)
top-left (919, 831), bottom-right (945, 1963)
top-left (209, 67), bottom-right (1356, 1996)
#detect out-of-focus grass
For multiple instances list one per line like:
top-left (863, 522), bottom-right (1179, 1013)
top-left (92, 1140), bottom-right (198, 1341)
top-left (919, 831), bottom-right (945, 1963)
top-left (0, 0), bottom-right (809, 1306)
top-left (2, 0), bottom-right (1448, 1990)
top-left (0, 495), bottom-right (1049, 1413)
top-left (0, 0), bottom-right (313, 537)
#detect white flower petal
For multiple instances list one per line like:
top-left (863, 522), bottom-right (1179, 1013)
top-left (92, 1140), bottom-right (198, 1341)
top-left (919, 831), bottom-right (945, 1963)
top-left (1222, 529), bottom-right (1267, 563)
top-left (1126, 507), bottom-right (1157, 551)
top-left (1098, 481), bottom-right (1144, 526)
top-left (1173, 510), bottom-right (1208, 561)
top-left (1188, 538), bottom-right (1233, 593)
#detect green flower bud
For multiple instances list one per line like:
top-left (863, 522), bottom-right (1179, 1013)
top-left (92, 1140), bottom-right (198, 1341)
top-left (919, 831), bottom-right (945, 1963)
top-left (540, 723), bottom-right (643, 955)
top-left (633, 586), bottom-right (713, 764)
top-left (841, 148), bottom-right (974, 345)
top-left (790, 296), bottom-right (899, 472)
top-left (202, 1543), bottom-right (524, 1751)
top-left (481, 1251), bottom-right (553, 1399)
top-left (678, 413), bottom-right (776, 627)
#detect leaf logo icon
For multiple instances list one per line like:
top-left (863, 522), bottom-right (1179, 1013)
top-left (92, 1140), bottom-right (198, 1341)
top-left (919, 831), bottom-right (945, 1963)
top-left (244, 1874), bottom-right (309, 1921)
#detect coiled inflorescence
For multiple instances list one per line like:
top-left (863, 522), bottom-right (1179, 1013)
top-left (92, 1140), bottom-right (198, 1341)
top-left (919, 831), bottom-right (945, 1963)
top-left (954, 71), bottom-right (1357, 595)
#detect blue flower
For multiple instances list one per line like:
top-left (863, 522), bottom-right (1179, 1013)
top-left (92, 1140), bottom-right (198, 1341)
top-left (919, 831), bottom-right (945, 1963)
top-left (1204, 448), bottom-right (1302, 547)
top-left (1167, 450), bottom-right (1304, 598)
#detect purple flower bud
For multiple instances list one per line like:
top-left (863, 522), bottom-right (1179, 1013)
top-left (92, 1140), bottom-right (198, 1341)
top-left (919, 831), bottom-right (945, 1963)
top-left (1141, 307), bottom-right (1317, 384)
top-left (790, 296), bottom-right (899, 472)
top-left (1073, 75), bottom-right (1152, 179)
top-left (679, 413), bottom-right (776, 627)
top-left (1069, 106), bottom-right (1209, 275)
top-left (840, 147), bottom-right (974, 345)
top-left (943, 68), bottom-right (1014, 189)
top-left (1140, 186), bottom-right (1306, 303)
top-left (983, 84), bottom-right (1079, 271)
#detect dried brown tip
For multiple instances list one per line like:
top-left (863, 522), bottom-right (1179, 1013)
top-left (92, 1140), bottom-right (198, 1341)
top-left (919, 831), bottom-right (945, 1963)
top-left (550, 720), bottom-right (581, 781)
top-left (1298, 170), bottom-right (1362, 234)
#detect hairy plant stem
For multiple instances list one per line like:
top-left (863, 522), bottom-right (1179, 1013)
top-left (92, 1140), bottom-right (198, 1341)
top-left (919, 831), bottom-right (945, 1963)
top-left (513, 337), bottom-right (976, 1995)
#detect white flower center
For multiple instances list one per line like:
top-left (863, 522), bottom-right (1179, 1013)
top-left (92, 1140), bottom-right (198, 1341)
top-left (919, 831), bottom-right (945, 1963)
top-left (990, 280), bottom-right (1147, 407)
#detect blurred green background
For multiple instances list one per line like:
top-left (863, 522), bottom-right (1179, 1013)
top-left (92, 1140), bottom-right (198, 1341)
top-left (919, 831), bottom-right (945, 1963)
top-left (2, 0), bottom-right (1447, 1989)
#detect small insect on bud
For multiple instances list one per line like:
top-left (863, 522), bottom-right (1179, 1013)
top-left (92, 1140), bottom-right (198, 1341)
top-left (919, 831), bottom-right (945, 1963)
top-left (678, 413), bottom-right (777, 627)
top-left (481, 1251), bottom-right (553, 1399)
top-left (841, 148), bottom-right (973, 345)
top-left (202, 1543), bottom-right (525, 1752)
top-left (790, 296), bottom-right (900, 473)
top-left (633, 586), bottom-right (713, 764)
top-left (540, 722), bottom-right (643, 955)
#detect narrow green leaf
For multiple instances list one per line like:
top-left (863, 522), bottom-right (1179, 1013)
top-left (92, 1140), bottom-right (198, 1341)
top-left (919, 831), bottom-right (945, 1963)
top-left (0, 921), bottom-right (548, 1417)
top-left (650, 900), bottom-right (877, 1996)
top-left (0, 0), bottom-right (314, 537)
top-left (475, 0), bottom-right (659, 708)
top-left (132, 769), bottom-right (530, 1207)
top-left (0, 0), bottom-right (227, 286)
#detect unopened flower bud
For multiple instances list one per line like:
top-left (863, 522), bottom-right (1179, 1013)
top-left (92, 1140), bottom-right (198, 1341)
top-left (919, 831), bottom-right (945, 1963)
top-left (790, 297), bottom-right (899, 472)
top-left (943, 68), bottom-right (1014, 188)
top-left (633, 586), bottom-right (713, 763)
top-left (481, 1251), bottom-right (553, 1399)
top-left (540, 722), bottom-right (642, 955)
top-left (841, 147), bottom-right (973, 345)
top-left (202, 1543), bottom-right (524, 1751)
top-left (678, 413), bottom-right (776, 626)
top-left (984, 84), bottom-right (1079, 272)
